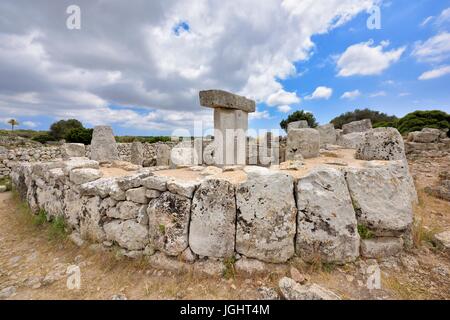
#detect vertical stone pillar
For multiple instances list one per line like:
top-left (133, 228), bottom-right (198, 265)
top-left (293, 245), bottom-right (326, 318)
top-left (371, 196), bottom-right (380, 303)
top-left (199, 90), bottom-right (255, 166)
top-left (90, 126), bottom-right (119, 162)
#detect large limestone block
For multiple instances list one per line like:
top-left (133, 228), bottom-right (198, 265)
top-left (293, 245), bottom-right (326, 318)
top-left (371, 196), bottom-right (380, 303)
top-left (167, 179), bottom-right (200, 198)
top-left (360, 237), bottom-right (404, 258)
top-left (287, 120), bottom-right (309, 131)
top-left (296, 167), bottom-right (359, 263)
top-left (64, 189), bottom-right (86, 229)
top-left (125, 187), bottom-right (148, 204)
top-left (408, 128), bottom-right (441, 143)
top-left (279, 277), bottom-right (340, 300)
top-left (104, 220), bottom-right (148, 251)
top-left (90, 126), bottom-right (119, 162)
top-left (356, 128), bottom-right (406, 161)
top-left (147, 192), bottom-right (191, 256)
top-left (345, 165), bottom-right (414, 235)
top-left (61, 143), bottom-right (86, 159)
top-left (189, 179), bottom-right (236, 258)
top-left (286, 128), bottom-right (320, 159)
top-left (69, 168), bottom-right (102, 185)
top-left (336, 132), bottom-right (365, 149)
top-left (170, 142), bottom-right (198, 167)
top-left (342, 119), bottom-right (372, 134)
top-left (142, 175), bottom-right (169, 191)
top-left (156, 144), bottom-right (171, 166)
top-left (80, 177), bottom-right (123, 199)
top-left (79, 196), bottom-right (106, 242)
top-left (116, 171), bottom-right (152, 191)
top-left (106, 200), bottom-right (141, 219)
top-left (236, 167), bottom-right (296, 263)
top-left (317, 124), bottom-right (336, 145)
top-left (62, 158), bottom-right (99, 175)
top-left (130, 141), bottom-right (144, 166)
top-left (199, 90), bottom-right (256, 113)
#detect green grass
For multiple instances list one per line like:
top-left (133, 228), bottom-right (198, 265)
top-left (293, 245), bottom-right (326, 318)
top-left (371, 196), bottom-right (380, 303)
top-left (32, 209), bottom-right (48, 226)
top-left (223, 256), bottom-right (236, 279)
top-left (0, 177), bottom-right (12, 192)
top-left (48, 216), bottom-right (68, 240)
top-left (158, 224), bottom-right (166, 235)
top-left (357, 224), bottom-right (374, 240)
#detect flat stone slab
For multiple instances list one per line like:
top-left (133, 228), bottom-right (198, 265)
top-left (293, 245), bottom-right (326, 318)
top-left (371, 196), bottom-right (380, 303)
top-left (199, 90), bottom-right (256, 113)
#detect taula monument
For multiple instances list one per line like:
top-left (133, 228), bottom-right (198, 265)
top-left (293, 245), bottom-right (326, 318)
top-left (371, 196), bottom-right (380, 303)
top-left (10, 89), bottom-right (418, 275)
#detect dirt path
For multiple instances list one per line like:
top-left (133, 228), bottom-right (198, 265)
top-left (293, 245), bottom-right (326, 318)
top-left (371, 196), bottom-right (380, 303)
top-left (1, 156), bottom-right (449, 300)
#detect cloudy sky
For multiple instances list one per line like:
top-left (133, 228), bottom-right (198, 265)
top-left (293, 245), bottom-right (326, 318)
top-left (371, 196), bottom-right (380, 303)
top-left (0, 0), bottom-right (449, 135)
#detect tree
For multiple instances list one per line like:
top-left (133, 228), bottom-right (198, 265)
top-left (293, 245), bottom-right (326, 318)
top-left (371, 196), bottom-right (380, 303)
top-left (65, 127), bottom-right (93, 145)
top-left (7, 119), bottom-right (19, 131)
top-left (280, 110), bottom-right (318, 132)
top-left (330, 108), bottom-right (398, 129)
top-left (49, 119), bottom-right (83, 140)
top-left (396, 110), bottom-right (450, 134)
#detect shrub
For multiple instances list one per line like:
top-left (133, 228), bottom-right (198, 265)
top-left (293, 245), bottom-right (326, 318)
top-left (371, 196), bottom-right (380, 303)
top-left (49, 119), bottom-right (84, 140)
top-left (280, 110), bottom-right (318, 132)
top-left (32, 133), bottom-right (56, 144)
top-left (115, 136), bottom-right (172, 143)
top-left (65, 127), bottom-right (93, 145)
top-left (396, 110), bottom-right (450, 134)
top-left (331, 108), bottom-right (398, 129)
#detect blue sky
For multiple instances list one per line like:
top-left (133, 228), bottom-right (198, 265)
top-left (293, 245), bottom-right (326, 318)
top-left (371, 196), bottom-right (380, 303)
top-left (0, 0), bottom-right (449, 136)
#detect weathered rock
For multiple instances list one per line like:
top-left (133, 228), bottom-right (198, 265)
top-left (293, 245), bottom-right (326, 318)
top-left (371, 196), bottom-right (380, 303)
top-left (193, 259), bottom-right (225, 277)
top-left (147, 192), bottom-right (191, 256)
top-left (235, 257), bottom-right (267, 275)
top-left (116, 171), bottom-right (151, 191)
top-left (156, 144), bottom-right (171, 166)
top-left (80, 196), bottom-right (106, 242)
top-left (62, 158), bottom-right (99, 175)
top-left (125, 187), bottom-right (148, 204)
top-left (145, 189), bottom-right (161, 199)
top-left (142, 175), bottom-right (169, 192)
top-left (236, 167), bottom-right (296, 263)
top-left (170, 142), bottom-right (198, 168)
top-left (199, 89), bottom-right (256, 113)
top-left (90, 126), bottom-right (119, 162)
top-left (408, 128), bottom-right (441, 143)
top-left (80, 177), bottom-right (119, 198)
top-left (336, 132), bottom-right (366, 149)
top-left (286, 128), bottom-right (320, 160)
top-left (356, 128), bottom-right (406, 160)
top-left (69, 232), bottom-right (85, 247)
top-left (434, 231), bottom-right (450, 252)
top-left (63, 190), bottom-right (85, 228)
top-left (147, 252), bottom-right (191, 274)
top-left (104, 220), bottom-right (148, 250)
top-left (0, 286), bottom-right (16, 299)
top-left (360, 237), bottom-right (404, 258)
top-left (257, 287), bottom-right (280, 300)
top-left (61, 143), bottom-right (86, 159)
top-left (287, 120), bottom-right (309, 131)
top-left (317, 124), bottom-right (336, 145)
top-left (180, 247), bottom-right (197, 263)
top-left (130, 141), bottom-right (144, 166)
top-left (69, 168), bottom-right (102, 185)
top-left (342, 119), bottom-right (372, 134)
top-left (290, 267), bottom-right (307, 284)
top-left (345, 164), bottom-right (414, 235)
top-left (279, 277), bottom-right (340, 300)
top-left (296, 167), bottom-right (359, 263)
top-left (107, 200), bottom-right (141, 219)
top-left (189, 179), bottom-right (236, 258)
top-left (167, 179), bottom-right (199, 198)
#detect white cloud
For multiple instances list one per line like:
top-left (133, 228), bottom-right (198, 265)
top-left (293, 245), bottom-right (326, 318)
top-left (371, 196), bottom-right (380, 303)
top-left (22, 121), bottom-right (39, 128)
top-left (418, 65), bottom-right (450, 80)
top-left (420, 16), bottom-right (434, 27)
top-left (0, 0), bottom-right (376, 131)
top-left (267, 89), bottom-right (300, 107)
top-left (340, 90), bottom-right (361, 100)
top-left (412, 32), bottom-right (450, 63)
top-left (369, 91), bottom-right (386, 97)
top-left (249, 109), bottom-right (271, 120)
top-left (398, 92), bottom-right (410, 97)
top-left (277, 105), bottom-right (292, 113)
top-left (305, 86), bottom-right (333, 100)
top-left (337, 40), bottom-right (405, 77)
top-left (436, 8), bottom-right (450, 26)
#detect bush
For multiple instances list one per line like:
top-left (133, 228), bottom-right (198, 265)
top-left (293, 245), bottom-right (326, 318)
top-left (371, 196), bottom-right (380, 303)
top-left (32, 133), bottom-right (56, 144)
top-left (115, 136), bottom-right (172, 143)
top-left (396, 110), bottom-right (450, 134)
top-left (65, 127), bottom-right (93, 145)
top-left (331, 108), bottom-right (398, 129)
top-left (280, 110), bottom-right (318, 132)
top-left (49, 119), bottom-right (84, 140)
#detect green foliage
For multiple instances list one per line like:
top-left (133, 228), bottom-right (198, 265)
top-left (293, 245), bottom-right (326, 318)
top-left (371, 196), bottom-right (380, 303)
top-left (115, 136), bottom-right (172, 143)
top-left (280, 110), bottom-right (318, 131)
top-left (331, 108), bottom-right (398, 129)
top-left (357, 224), bottom-right (374, 240)
top-left (223, 256), bottom-right (237, 279)
top-left (32, 133), bottom-right (56, 144)
top-left (48, 216), bottom-right (68, 240)
top-left (49, 119), bottom-right (84, 140)
top-left (32, 209), bottom-right (48, 226)
top-left (0, 177), bottom-right (12, 191)
top-left (396, 110), bottom-right (450, 134)
top-left (65, 127), bottom-right (93, 145)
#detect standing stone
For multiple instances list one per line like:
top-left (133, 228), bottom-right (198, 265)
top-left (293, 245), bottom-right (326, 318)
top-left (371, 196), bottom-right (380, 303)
top-left (342, 119), bottom-right (372, 134)
top-left (147, 192), bottom-right (191, 256)
top-left (356, 128), bottom-right (406, 161)
top-left (189, 179), bottom-right (236, 258)
top-left (236, 167), bottom-right (296, 263)
top-left (156, 144), bottom-right (171, 166)
top-left (286, 128), bottom-right (320, 160)
top-left (61, 143), bottom-right (86, 159)
top-left (90, 126), bottom-right (119, 162)
top-left (296, 167), bottom-right (359, 263)
top-left (130, 141), bottom-right (144, 166)
top-left (317, 124), bottom-right (337, 146)
top-left (287, 120), bottom-right (309, 131)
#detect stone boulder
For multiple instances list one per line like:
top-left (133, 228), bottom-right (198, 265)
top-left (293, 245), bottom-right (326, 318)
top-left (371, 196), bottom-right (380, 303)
top-left (279, 277), bottom-right (340, 300)
top-left (104, 220), bottom-right (148, 250)
top-left (62, 158), bottom-right (99, 175)
top-left (236, 167), bottom-right (296, 263)
top-left (90, 126), bottom-right (119, 162)
top-left (360, 237), bottom-right (404, 258)
top-left (61, 143), bottom-right (86, 159)
top-left (69, 168), bottom-right (102, 185)
top-left (296, 167), bottom-right (359, 263)
top-left (317, 124), bottom-right (336, 146)
top-left (147, 192), bottom-right (191, 256)
top-left (342, 119), bottom-right (372, 134)
top-left (189, 179), bottom-right (236, 258)
top-left (286, 128), bottom-right (320, 160)
top-left (130, 141), bottom-right (144, 166)
top-left (408, 128), bottom-right (442, 143)
top-left (336, 132), bottom-right (366, 149)
top-left (167, 179), bottom-right (199, 198)
top-left (287, 120), bottom-right (309, 131)
top-left (356, 128), bottom-right (406, 161)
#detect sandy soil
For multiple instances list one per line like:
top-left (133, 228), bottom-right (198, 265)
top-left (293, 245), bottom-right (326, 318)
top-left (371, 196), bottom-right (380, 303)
top-left (0, 153), bottom-right (449, 300)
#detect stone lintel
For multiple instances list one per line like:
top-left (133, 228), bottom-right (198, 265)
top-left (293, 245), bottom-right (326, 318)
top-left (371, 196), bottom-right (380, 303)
top-left (199, 90), bottom-right (256, 113)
